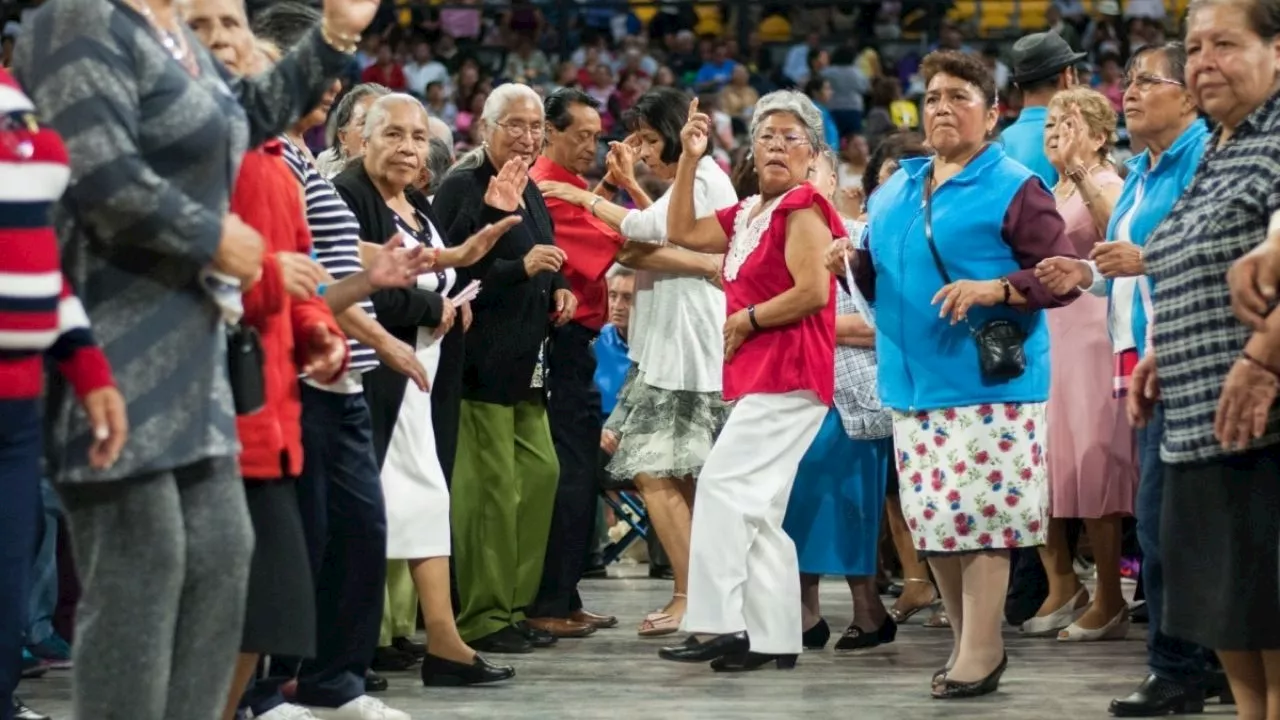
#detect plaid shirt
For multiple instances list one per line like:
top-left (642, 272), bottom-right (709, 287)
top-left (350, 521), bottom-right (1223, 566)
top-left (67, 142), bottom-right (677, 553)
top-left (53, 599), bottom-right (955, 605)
top-left (1143, 92), bottom-right (1280, 464)
top-left (834, 219), bottom-right (892, 440)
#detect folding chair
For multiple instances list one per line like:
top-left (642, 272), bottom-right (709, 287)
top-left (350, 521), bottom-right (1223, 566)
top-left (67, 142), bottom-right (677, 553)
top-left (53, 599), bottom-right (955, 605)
top-left (600, 482), bottom-right (649, 566)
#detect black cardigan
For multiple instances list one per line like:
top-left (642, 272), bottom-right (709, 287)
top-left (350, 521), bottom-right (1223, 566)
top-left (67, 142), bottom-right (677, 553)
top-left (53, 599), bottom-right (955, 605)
top-left (432, 157), bottom-right (569, 406)
top-left (332, 162), bottom-right (466, 477)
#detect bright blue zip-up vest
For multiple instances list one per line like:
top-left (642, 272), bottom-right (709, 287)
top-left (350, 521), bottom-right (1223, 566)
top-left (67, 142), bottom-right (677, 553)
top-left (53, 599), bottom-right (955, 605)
top-left (866, 144), bottom-right (1051, 413)
top-left (999, 106), bottom-right (1058, 187)
top-left (1104, 119), bottom-right (1209, 358)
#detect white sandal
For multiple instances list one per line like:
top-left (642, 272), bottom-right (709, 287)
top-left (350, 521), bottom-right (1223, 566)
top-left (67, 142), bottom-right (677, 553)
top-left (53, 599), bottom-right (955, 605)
top-left (637, 593), bottom-right (686, 637)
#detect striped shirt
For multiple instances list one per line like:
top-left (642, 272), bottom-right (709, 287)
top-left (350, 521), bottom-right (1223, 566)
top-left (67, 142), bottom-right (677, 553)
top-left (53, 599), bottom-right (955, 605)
top-left (834, 218), bottom-right (890, 440)
top-left (0, 69), bottom-right (113, 401)
top-left (1143, 91), bottom-right (1280, 464)
top-left (15, 0), bottom-right (354, 483)
top-left (280, 137), bottom-right (379, 374)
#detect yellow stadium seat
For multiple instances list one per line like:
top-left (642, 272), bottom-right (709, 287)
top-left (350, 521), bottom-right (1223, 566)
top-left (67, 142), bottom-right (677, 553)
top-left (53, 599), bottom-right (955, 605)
top-left (630, 0), bottom-right (657, 24)
top-left (694, 4), bottom-right (723, 36)
top-left (948, 0), bottom-right (977, 22)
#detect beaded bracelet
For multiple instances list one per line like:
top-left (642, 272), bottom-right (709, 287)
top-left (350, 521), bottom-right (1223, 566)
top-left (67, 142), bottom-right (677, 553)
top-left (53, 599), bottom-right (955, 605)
top-left (320, 19), bottom-right (360, 55)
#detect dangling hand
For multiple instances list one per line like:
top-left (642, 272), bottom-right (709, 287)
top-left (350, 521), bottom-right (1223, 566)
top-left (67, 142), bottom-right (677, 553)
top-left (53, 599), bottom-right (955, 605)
top-left (483, 158), bottom-right (528, 212)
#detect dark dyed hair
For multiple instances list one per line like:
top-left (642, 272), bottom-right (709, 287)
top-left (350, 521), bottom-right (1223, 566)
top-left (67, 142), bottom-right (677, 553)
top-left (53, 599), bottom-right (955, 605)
top-left (920, 50), bottom-right (999, 107)
top-left (1187, 0), bottom-right (1280, 39)
top-left (251, 1), bottom-right (321, 51)
top-left (803, 77), bottom-right (829, 99)
top-left (545, 87), bottom-right (599, 132)
top-left (863, 130), bottom-right (929, 198)
top-left (1126, 41), bottom-right (1189, 84)
top-left (623, 86), bottom-right (698, 165)
top-left (730, 146), bottom-right (758, 198)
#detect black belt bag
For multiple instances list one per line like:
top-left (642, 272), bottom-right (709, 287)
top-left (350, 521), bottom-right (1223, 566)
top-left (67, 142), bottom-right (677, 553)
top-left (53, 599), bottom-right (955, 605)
top-left (922, 177), bottom-right (1026, 382)
top-left (226, 323), bottom-right (266, 415)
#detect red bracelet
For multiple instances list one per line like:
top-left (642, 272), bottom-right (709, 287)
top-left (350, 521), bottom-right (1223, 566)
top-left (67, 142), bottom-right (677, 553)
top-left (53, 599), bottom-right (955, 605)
top-left (1241, 350), bottom-right (1280, 381)
top-left (430, 247), bottom-right (441, 266)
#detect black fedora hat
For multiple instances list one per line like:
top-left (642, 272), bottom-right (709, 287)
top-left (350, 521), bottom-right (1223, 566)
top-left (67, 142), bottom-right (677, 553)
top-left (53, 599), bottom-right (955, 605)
top-left (1011, 32), bottom-right (1088, 85)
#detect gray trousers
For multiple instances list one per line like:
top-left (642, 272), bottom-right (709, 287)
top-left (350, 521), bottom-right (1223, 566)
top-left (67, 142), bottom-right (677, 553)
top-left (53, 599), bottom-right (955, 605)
top-left (58, 456), bottom-right (253, 720)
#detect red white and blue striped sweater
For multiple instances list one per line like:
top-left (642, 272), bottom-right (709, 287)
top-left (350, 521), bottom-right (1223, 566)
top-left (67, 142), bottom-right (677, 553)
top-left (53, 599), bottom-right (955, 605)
top-left (0, 69), bottom-right (112, 401)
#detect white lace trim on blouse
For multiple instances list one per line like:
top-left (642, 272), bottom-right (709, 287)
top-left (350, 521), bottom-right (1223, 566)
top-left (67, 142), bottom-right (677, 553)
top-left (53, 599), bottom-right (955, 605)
top-left (723, 186), bottom-right (800, 282)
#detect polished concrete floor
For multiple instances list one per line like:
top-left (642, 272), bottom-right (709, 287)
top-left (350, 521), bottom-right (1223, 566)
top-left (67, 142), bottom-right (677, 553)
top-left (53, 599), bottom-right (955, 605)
top-left (18, 566), bottom-right (1235, 720)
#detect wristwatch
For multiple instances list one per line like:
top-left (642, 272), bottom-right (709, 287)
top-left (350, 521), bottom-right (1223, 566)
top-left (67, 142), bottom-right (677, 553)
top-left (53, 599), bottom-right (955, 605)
top-left (588, 196), bottom-right (602, 216)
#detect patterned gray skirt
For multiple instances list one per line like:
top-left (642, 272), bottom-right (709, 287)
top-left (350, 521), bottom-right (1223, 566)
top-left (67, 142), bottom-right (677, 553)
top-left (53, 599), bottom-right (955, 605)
top-left (604, 365), bottom-right (733, 482)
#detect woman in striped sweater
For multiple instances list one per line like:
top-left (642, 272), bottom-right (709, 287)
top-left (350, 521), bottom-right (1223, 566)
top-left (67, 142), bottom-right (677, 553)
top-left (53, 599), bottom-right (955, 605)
top-left (13, 0), bottom-right (378, 717)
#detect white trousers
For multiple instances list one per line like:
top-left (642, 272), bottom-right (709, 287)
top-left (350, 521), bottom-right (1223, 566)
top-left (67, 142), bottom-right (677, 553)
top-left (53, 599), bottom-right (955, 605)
top-left (683, 390), bottom-right (827, 654)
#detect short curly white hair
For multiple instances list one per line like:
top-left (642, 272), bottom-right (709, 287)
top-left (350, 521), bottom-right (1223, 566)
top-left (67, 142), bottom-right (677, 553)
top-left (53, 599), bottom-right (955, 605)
top-left (749, 90), bottom-right (826, 151)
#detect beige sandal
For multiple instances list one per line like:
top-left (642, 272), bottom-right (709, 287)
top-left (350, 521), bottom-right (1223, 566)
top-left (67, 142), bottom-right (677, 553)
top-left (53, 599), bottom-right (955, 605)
top-left (887, 578), bottom-right (940, 624)
top-left (637, 593), bottom-right (686, 637)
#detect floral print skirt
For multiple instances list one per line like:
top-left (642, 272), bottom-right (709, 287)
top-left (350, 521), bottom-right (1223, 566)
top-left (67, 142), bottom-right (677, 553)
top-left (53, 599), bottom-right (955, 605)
top-left (892, 403), bottom-right (1049, 555)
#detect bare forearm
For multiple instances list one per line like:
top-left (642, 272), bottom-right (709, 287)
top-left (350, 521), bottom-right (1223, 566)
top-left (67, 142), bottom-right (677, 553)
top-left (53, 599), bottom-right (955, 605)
top-left (589, 198), bottom-right (630, 232)
top-left (1075, 175), bottom-right (1117, 236)
top-left (336, 304), bottom-right (394, 352)
top-left (617, 242), bottom-right (716, 279)
top-left (1245, 311), bottom-right (1280, 366)
top-left (753, 285), bottom-right (829, 329)
top-left (836, 315), bottom-right (875, 347)
top-left (667, 155), bottom-right (699, 245)
top-left (324, 272), bottom-right (376, 315)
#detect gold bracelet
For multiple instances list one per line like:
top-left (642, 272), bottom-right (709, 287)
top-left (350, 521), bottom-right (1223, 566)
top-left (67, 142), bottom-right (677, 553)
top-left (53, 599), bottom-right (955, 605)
top-left (320, 19), bottom-right (360, 54)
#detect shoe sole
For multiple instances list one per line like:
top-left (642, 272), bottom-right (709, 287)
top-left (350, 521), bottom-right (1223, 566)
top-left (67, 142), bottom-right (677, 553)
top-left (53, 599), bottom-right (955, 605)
top-left (422, 671), bottom-right (515, 687)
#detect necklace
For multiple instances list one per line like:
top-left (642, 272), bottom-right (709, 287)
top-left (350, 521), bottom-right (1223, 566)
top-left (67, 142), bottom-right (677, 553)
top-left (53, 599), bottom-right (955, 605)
top-left (1053, 162), bottom-right (1102, 200)
top-left (128, 0), bottom-right (199, 76)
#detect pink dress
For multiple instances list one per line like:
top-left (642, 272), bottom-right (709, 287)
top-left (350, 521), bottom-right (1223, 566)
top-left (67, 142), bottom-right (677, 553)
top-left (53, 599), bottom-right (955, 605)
top-left (1046, 172), bottom-right (1138, 518)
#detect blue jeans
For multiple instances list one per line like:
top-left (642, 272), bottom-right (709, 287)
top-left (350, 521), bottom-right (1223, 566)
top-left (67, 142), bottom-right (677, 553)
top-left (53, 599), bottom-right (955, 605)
top-left (246, 385), bottom-right (387, 713)
top-left (24, 480), bottom-right (61, 647)
top-left (1137, 404), bottom-right (1212, 684)
top-left (0, 399), bottom-right (43, 720)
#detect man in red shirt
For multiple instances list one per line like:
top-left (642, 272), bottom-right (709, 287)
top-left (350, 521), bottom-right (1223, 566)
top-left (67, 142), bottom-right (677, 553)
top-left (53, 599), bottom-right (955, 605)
top-left (361, 42), bottom-right (407, 91)
top-left (526, 89), bottom-right (625, 637)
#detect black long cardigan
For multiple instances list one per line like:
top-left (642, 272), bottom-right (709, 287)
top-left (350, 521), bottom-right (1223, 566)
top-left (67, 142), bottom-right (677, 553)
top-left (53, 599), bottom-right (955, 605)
top-left (333, 163), bottom-right (466, 482)
top-left (430, 157), bottom-right (569, 407)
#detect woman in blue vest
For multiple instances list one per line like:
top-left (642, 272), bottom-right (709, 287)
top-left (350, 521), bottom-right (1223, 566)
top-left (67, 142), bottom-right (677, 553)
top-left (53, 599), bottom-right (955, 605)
top-left (1035, 42), bottom-right (1222, 717)
top-left (832, 50), bottom-right (1079, 699)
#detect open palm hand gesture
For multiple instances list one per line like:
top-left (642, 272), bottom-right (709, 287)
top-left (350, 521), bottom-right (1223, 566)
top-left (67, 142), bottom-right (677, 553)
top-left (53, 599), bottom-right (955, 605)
top-left (484, 158), bottom-right (528, 212)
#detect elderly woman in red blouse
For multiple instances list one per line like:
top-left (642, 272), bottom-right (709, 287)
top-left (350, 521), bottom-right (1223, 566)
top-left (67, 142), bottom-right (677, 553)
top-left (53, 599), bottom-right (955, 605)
top-left (656, 91), bottom-right (845, 672)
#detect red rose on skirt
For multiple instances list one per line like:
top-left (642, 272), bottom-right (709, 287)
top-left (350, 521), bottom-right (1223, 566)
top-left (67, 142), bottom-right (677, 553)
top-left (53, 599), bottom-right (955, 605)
top-left (981, 504), bottom-right (997, 518)
top-left (998, 440), bottom-right (1013, 452)
top-left (941, 537), bottom-right (958, 550)
top-left (1019, 467), bottom-right (1033, 480)
top-left (1005, 494), bottom-right (1020, 507)
top-left (987, 470), bottom-right (1003, 484)
top-left (918, 537), bottom-right (928, 550)
top-left (1028, 519), bottom-right (1042, 534)
top-left (946, 489), bottom-right (961, 503)
top-left (975, 450), bottom-right (990, 464)
top-left (952, 461), bottom-right (967, 474)
top-left (915, 443), bottom-right (927, 456)
top-left (1004, 404), bottom-right (1020, 420)
top-left (923, 508), bottom-right (936, 520)
top-left (977, 532), bottom-right (993, 547)
top-left (931, 477), bottom-right (944, 491)
top-left (943, 408), bottom-right (957, 421)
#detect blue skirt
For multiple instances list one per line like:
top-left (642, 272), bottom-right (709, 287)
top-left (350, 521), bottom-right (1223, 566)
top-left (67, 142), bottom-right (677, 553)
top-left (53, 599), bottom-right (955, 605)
top-left (783, 409), bottom-right (890, 577)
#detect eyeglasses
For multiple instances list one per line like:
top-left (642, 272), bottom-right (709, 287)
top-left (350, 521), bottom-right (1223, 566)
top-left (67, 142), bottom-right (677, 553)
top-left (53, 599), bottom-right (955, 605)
top-left (1122, 73), bottom-right (1185, 93)
top-left (753, 131), bottom-right (810, 150)
top-left (495, 120), bottom-right (545, 139)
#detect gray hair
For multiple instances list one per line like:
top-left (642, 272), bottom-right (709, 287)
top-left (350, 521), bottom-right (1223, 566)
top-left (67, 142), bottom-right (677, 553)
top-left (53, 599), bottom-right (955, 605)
top-left (606, 264), bottom-right (635, 280)
top-left (362, 93), bottom-right (429, 141)
top-left (425, 137), bottom-right (454, 195)
top-left (427, 115), bottom-right (454, 147)
top-left (326, 83), bottom-right (390, 151)
top-left (749, 90), bottom-right (826, 152)
top-left (450, 83), bottom-right (546, 175)
top-left (819, 146), bottom-right (839, 173)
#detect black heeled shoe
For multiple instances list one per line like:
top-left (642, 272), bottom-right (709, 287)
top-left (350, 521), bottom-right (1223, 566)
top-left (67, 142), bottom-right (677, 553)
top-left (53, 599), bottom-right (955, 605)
top-left (710, 651), bottom-right (798, 672)
top-left (421, 652), bottom-right (515, 686)
top-left (834, 616), bottom-right (898, 651)
top-left (658, 631), bottom-right (749, 663)
top-left (802, 618), bottom-right (830, 649)
top-left (932, 654), bottom-right (1008, 699)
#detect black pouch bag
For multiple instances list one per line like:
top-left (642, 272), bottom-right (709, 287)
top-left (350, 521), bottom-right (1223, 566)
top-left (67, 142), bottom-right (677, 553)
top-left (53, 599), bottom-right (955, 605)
top-left (226, 323), bottom-right (266, 415)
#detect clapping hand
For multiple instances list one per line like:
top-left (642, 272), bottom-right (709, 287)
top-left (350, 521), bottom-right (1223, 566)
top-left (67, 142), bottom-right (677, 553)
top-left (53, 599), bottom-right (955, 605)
top-left (1228, 238), bottom-right (1280, 331)
top-left (605, 139), bottom-right (639, 189)
top-left (483, 158), bottom-right (528, 212)
top-left (366, 234), bottom-right (432, 289)
top-left (680, 98), bottom-right (711, 159)
top-left (1057, 104), bottom-right (1094, 170)
top-left (1035, 256), bottom-right (1093, 296)
top-left (455, 215), bottom-right (523, 267)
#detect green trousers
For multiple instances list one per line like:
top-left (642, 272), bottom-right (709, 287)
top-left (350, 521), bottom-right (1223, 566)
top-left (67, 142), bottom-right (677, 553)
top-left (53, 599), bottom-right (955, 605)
top-left (379, 560), bottom-right (418, 647)
top-left (452, 398), bottom-right (559, 642)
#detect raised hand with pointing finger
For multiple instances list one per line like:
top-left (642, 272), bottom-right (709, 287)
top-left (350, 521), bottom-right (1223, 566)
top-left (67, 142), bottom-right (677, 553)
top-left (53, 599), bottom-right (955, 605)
top-left (680, 98), bottom-right (711, 159)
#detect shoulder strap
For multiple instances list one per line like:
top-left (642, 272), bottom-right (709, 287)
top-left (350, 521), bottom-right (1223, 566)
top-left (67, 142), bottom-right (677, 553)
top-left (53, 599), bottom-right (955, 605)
top-left (922, 171), bottom-right (953, 285)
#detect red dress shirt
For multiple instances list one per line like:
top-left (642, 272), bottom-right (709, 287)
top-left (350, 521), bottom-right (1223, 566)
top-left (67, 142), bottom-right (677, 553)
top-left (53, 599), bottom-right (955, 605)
top-left (529, 156), bottom-right (625, 331)
top-left (233, 142), bottom-right (349, 481)
top-left (362, 62), bottom-right (407, 91)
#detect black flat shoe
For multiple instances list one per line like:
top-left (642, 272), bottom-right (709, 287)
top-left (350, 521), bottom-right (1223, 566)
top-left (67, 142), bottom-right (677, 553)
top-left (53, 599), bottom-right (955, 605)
top-left (393, 636), bottom-right (427, 661)
top-left (932, 653), bottom-right (1008, 700)
top-left (421, 653), bottom-right (515, 686)
top-left (512, 621), bottom-right (557, 648)
top-left (710, 651), bottom-right (798, 672)
top-left (365, 669), bottom-right (388, 693)
top-left (371, 645), bottom-right (417, 672)
top-left (472, 626), bottom-right (534, 654)
top-left (658, 632), bottom-right (749, 663)
top-left (1108, 674), bottom-right (1206, 717)
top-left (834, 616), bottom-right (898, 651)
top-left (802, 618), bottom-right (830, 649)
